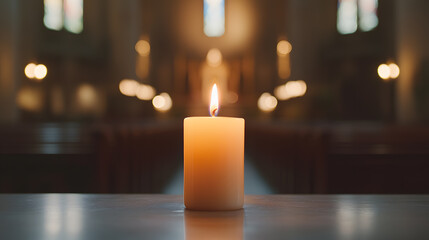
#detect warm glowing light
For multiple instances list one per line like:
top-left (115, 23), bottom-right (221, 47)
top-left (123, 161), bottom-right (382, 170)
top-left (204, 0), bottom-right (225, 37)
top-left (136, 84), bottom-right (156, 100)
top-left (296, 80), bottom-right (307, 96)
top-left (119, 79), bottom-right (139, 97)
top-left (152, 92), bottom-right (172, 112)
top-left (51, 86), bottom-right (64, 115)
top-left (277, 50), bottom-right (291, 79)
top-left (377, 64), bottom-right (390, 80)
top-left (277, 40), bottom-right (292, 56)
top-left (34, 64), bottom-right (48, 80)
top-left (210, 84), bottom-right (219, 116)
top-left (152, 95), bottom-right (165, 109)
top-left (77, 84), bottom-right (97, 110)
top-left (135, 40), bottom-right (150, 57)
top-left (285, 80), bottom-right (307, 97)
top-left (24, 63), bottom-right (37, 79)
top-left (389, 63), bottom-right (400, 79)
top-left (257, 93), bottom-right (277, 112)
top-left (274, 85), bottom-right (291, 100)
top-left (275, 80), bottom-right (307, 100)
top-left (227, 92), bottom-right (239, 104)
top-left (17, 87), bottom-right (44, 112)
top-left (206, 48), bottom-right (222, 67)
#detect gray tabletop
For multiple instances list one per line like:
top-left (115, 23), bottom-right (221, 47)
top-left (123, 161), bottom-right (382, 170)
top-left (1, 194), bottom-right (429, 239)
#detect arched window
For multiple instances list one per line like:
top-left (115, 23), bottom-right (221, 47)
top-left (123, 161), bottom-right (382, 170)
top-left (44, 0), bottom-right (83, 34)
top-left (203, 0), bottom-right (225, 37)
top-left (337, 0), bottom-right (378, 35)
top-left (358, 0), bottom-right (378, 32)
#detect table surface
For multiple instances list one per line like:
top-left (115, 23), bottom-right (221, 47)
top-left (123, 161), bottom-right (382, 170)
top-left (1, 194), bottom-right (429, 240)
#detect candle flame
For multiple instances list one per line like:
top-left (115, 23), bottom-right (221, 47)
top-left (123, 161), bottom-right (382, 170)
top-left (210, 84), bottom-right (219, 117)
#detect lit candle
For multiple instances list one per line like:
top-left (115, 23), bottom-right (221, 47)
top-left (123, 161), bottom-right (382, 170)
top-left (184, 84), bottom-right (244, 211)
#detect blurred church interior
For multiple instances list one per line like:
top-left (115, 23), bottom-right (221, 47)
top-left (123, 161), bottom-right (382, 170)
top-left (1, 0), bottom-right (429, 194)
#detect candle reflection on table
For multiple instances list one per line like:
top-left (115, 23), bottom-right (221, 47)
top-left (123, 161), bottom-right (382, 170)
top-left (336, 196), bottom-right (376, 239)
top-left (184, 209), bottom-right (244, 240)
top-left (43, 195), bottom-right (84, 239)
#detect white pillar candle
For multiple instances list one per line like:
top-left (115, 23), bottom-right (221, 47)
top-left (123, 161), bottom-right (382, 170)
top-left (184, 84), bottom-right (244, 211)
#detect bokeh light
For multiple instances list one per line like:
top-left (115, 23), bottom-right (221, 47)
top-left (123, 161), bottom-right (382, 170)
top-left (136, 84), bottom-right (156, 100)
top-left (285, 80), bottom-right (307, 97)
top-left (295, 80), bottom-right (307, 97)
top-left (76, 84), bottom-right (98, 110)
top-left (24, 63), bottom-right (37, 79)
top-left (34, 64), bottom-right (48, 80)
top-left (227, 92), bottom-right (239, 103)
top-left (257, 92), bottom-right (277, 112)
top-left (274, 85), bottom-right (291, 100)
top-left (275, 80), bottom-right (307, 100)
top-left (277, 40), bottom-right (292, 56)
top-left (388, 63), bottom-right (400, 79)
top-left (152, 92), bottom-right (172, 112)
top-left (119, 79), bottom-right (139, 97)
top-left (206, 48), bottom-right (222, 67)
top-left (377, 64), bottom-right (390, 80)
top-left (16, 87), bottom-right (44, 112)
top-left (135, 40), bottom-right (150, 57)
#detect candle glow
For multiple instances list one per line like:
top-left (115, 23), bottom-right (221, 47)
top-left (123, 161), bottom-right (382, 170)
top-left (210, 84), bottom-right (219, 116)
top-left (184, 83), bottom-right (244, 211)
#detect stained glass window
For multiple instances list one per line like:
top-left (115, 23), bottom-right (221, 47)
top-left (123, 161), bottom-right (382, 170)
top-left (44, 0), bottom-right (83, 34)
top-left (337, 0), bottom-right (358, 34)
top-left (358, 0), bottom-right (378, 32)
top-left (204, 0), bottom-right (225, 37)
top-left (44, 0), bottom-right (63, 31)
top-left (337, 0), bottom-right (378, 35)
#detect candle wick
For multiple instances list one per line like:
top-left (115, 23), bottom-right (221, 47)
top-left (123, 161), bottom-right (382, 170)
top-left (211, 107), bottom-right (218, 117)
